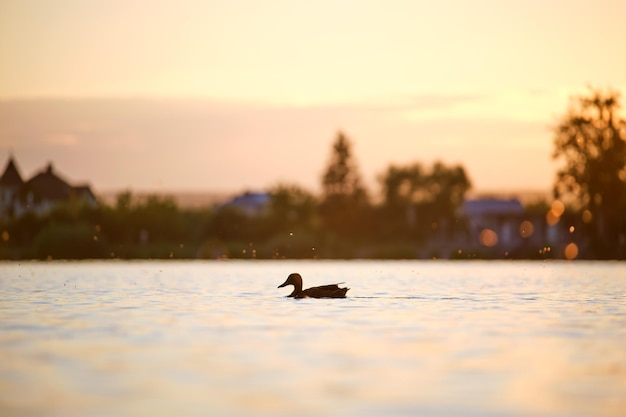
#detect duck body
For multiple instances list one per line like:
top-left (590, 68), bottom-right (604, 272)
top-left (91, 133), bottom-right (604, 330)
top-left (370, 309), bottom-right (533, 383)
top-left (278, 273), bottom-right (349, 299)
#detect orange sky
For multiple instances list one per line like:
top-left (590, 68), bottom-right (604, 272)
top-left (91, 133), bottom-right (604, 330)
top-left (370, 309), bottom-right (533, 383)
top-left (1, 0), bottom-right (625, 195)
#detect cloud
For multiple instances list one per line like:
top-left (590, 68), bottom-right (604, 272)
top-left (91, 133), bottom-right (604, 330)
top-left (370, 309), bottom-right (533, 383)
top-left (294, 93), bottom-right (490, 114)
top-left (43, 133), bottom-right (79, 146)
top-left (0, 98), bottom-right (555, 192)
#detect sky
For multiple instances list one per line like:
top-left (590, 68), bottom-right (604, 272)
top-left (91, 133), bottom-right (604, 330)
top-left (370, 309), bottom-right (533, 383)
top-left (1, 0), bottom-right (625, 196)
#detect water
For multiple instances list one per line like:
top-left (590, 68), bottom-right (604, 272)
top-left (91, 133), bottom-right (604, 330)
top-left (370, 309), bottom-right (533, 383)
top-left (1, 260), bottom-right (625, 417)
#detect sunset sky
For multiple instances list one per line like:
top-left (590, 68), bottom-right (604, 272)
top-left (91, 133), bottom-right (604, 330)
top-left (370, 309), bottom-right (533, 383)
top-left (1, 0), bottom-right (625, 196)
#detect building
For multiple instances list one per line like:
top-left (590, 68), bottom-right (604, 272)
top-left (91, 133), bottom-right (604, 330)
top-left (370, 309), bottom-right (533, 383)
top-left (0, 156), bottom-right (97, 220)
top-left (221, 191), bottom-right (270, 216)
top-left (460, 198), bottom-right (529, 254)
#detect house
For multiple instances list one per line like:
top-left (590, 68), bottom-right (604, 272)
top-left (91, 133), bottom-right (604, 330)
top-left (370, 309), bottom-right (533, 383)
top-left (0, 156), bottom-right (97, 220)
top-left (461, 198), bottom-right (526, 252)
top-left (221, 191), bottom-right (270, 216)
top-left (0, 157), bottom-right (23, 219)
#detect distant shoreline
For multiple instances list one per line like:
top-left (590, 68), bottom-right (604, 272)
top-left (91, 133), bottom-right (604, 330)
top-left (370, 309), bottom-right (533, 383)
top-left (97, 188), bottom-right (550, 209)
top-left (97, 190), bottom-right (234, 209)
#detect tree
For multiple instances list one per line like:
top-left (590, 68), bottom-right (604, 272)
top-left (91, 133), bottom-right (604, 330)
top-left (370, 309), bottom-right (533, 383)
top-left (553, 88), bottom-right (626, 257)
top-left (259, 184), bottom-right (320, 258)
top-left (266, 183), bottom-right (318, 233)
top-left (319, 132), bottom-right (370, 238)
top-left (379, 161), bottom-right (471, 240)
top-left (321, 132), bottom-right (368, 199)
top-left (378, 163), bottom-right (424, 238)
top-left (380, 163), bottom-right (424, 209)
top-left (428, 162), bottom-right (472, 224)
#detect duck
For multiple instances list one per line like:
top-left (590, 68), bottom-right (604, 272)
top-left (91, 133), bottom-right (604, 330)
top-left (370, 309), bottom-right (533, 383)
top-left (278, 273), bottom-right (349, 299)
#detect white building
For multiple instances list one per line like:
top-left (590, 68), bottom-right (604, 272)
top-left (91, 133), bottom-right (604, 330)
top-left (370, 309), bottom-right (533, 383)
top-left (461, 198), bottom-right (525, 251)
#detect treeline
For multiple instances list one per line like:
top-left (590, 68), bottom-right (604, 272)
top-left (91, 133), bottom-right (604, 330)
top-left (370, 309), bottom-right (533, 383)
top-left (0, 134), bottom-right (476, 260)
top-left (1, 87), bottom-right (625, 260)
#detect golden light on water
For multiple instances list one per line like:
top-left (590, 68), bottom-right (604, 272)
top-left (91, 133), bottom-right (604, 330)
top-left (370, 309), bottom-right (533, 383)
top-left (564, 242), bottom-right (579, 260)
top-left (479, 229), bottom-right (498, 247)
top-left (519, 220), bottom-right (534, 238)
top-left (1, 262), bottom-right (626, 416)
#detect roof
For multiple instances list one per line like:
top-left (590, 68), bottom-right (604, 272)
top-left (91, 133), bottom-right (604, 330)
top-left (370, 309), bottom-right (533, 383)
top-left (227, 192), bottom-right (270, 206)
top-left (462, 198), bottom-right (524, 217)
top-left (24, 163), bottom-right (74, 201)
top-left (223, 192), bottom-right (270, 215)
top-left (0, 156), bottom-right (24, 187)
top-left (73, 185), bottom-right (97, 202)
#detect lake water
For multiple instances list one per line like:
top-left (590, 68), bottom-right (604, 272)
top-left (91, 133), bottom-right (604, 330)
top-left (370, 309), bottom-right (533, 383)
top-left (0, 260), bottom-right (625, 417)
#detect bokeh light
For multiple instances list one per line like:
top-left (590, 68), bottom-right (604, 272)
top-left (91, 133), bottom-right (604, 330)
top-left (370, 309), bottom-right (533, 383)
top-left (551, 200), bottom-right (565, 217)
top-left (519, 220), bottom-right (534, 238)
top-left (546, 200), bottom-right (565, 226)
top-left (564, 242), bottom-right (579, 260)
top-left (546, 211), bottom-right (559, 226)
top-left (479, 229), bottom-right (498, 247)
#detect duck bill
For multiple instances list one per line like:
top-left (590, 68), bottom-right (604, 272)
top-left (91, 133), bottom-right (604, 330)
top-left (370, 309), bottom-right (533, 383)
top-left (278, 280), bottom-right (289, 288)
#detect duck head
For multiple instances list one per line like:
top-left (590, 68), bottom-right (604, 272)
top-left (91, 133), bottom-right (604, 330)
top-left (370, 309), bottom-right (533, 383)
top-left (278, 273), bottom-right (303, 293)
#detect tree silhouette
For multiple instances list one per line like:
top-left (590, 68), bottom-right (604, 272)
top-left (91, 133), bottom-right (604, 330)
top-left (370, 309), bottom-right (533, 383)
top-left (319, 132), bottom-right (369, 239)
top-left (321, 132), bottom-right (368, 198)
top-left (429, 162), bottom-right (472, 225)
top-left (379, 161), bottom-right (471, 240)
top-left (553, 87), bottom-right (626, 257)
top-left (380, 163), bottom-right (424, 209)
top-left (266, 183), bottom-right (318, 233)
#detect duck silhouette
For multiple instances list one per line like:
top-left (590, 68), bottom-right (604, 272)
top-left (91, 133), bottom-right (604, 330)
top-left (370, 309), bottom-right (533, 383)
top-left (278, 273), bottom-right (349, 299)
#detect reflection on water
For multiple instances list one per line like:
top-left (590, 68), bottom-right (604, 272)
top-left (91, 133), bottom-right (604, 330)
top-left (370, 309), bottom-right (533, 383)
top-left (0, 260), bottom-right (625, 417)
